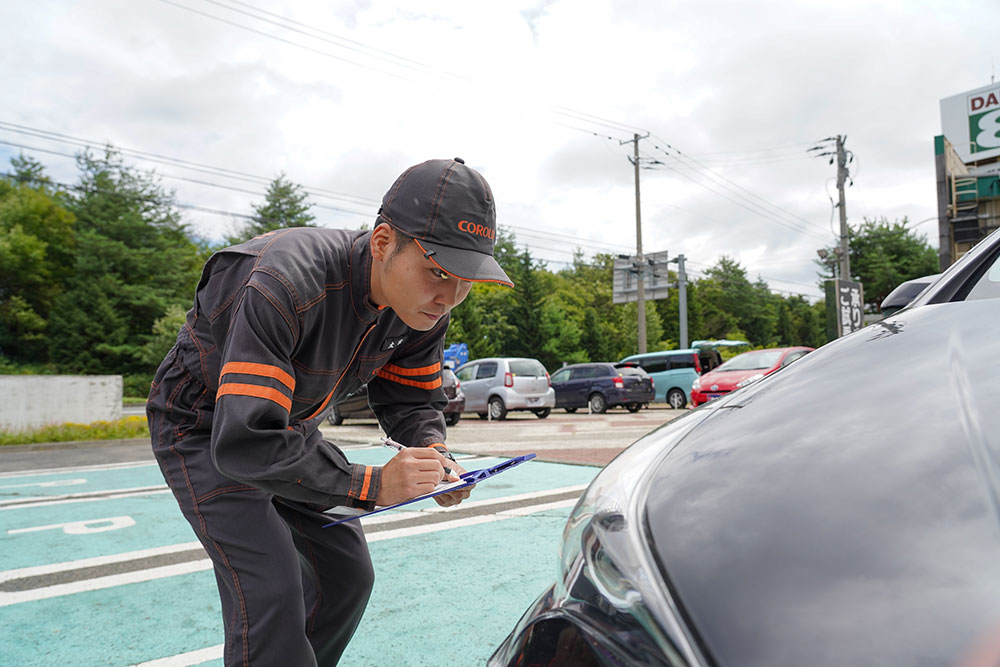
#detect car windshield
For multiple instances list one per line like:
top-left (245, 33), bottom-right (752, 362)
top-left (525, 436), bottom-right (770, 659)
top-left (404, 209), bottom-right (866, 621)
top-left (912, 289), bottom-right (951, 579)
top-left (716, 350), bottom-right (784, 371)
top-left (964, 249), bottom-right (1000, 301)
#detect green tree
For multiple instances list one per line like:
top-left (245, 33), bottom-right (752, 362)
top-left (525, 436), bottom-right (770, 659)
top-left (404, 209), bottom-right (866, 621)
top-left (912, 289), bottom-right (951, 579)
top-left (446, 284), bottom-right (515, 359)
top-left (0, 158), bottom-right (76, 363)
top-left (10, 153), bottom-right (53, 189)
top-left (816, 217), bottom-right (938, 310)
top-left (139, 304), bottom-right (189, 367)
top-left (227, 173), bottom-right (315, 244)
top-left (503, 248), bottom-right (549, 362)
top-left (48, 147), bottom-right (201, 374)
top-left (774, 295), bottom-right (825, 348)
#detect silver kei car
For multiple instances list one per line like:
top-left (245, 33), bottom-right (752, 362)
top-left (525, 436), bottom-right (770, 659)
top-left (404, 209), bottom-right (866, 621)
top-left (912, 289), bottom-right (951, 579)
top-left (454, 357), bottom-right (555, 420)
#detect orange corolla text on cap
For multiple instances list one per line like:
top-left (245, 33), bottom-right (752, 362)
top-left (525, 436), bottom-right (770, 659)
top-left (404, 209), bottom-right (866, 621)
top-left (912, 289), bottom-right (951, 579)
top-left (458, 220), bottom-right (494, 240)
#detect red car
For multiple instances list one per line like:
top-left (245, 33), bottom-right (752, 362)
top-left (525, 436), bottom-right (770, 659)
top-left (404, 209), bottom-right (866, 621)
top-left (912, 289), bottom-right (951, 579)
top-left (690, 346), bottom-right (813, 407)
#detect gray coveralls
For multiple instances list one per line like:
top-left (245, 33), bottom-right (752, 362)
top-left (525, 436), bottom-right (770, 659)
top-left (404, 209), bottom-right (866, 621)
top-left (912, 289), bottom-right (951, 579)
top-left (147, 227), bottom-right (451, 666)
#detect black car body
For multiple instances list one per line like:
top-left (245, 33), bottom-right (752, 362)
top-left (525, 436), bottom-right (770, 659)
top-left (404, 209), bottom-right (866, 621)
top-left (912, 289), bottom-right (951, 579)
top-left (491, 227), bottom-right (1000, 667)
top-left (327, 368), bottom-right (465, 426)
top-left (549, 363), bottom-right (655, 414)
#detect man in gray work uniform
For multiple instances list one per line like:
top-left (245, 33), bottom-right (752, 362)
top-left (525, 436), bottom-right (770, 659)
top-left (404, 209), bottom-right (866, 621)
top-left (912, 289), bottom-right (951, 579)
top-left (147, 158), bottom-right (513, 666)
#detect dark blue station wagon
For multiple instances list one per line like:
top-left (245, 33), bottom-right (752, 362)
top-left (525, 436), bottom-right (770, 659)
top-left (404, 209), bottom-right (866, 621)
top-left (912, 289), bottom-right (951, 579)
top-left (549, 362), bottom-right (654, 414)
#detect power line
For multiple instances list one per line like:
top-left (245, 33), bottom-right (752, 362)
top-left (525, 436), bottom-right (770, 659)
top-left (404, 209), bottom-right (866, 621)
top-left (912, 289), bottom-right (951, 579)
top-left (0, 121), bottom-right (380, 206)
top-left (590, 132), bottom-right (830, 242)
top-left (211, 0), bottom-right (475, 85)
top-left (0, 138), bottom-right (374, 221)
top-left (648, 135), bottom-right (829, 238)
top-left (156, 0), bottom-right (641, 141)
top-left (635, 144), bottom-right (828, 242)
top-left (683, 140), bottom-right (819, 158)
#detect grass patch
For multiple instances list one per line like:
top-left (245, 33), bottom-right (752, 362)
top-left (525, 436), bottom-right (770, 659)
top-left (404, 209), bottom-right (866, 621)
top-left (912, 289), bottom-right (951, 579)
top-left (0, 416), bottom-right (149, 446)
top-left (122, 396), bottom-right (148, 406)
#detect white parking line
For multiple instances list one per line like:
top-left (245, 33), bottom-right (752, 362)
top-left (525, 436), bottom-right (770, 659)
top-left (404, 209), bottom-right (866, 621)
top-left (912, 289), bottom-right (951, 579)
top-left (0, 461), bottom-right (155, 478)
top-left (0, 541), bottom-right (205, 584)
top-left (0, 488), bottom-right (172, 511)
top-left (131, 645), bottom-right (223, 667)
top-left (0, 484), bottom-right (169, 507)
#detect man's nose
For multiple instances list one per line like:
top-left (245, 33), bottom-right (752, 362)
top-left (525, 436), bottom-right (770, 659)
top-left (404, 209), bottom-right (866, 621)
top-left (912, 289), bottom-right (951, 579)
top-left (435, 280), bottom-right (466, 307)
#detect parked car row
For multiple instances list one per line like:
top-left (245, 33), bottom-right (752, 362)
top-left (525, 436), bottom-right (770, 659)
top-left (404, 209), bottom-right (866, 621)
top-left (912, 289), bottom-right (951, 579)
top-left (327, 346), bottom-right (815, 426)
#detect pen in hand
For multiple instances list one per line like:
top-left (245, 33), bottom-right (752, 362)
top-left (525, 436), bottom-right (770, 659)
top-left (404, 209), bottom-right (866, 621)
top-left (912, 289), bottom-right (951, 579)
top-left (382, 436), bottom-right (457, 478)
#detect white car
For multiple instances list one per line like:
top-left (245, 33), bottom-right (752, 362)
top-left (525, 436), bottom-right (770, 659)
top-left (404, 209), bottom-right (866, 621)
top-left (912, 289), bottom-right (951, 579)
top-left (454, 357), bottom-right (555, 420)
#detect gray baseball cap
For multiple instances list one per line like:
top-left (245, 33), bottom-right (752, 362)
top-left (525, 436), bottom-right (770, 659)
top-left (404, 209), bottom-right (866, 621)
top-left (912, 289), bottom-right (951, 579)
top-left (377, 157), bottom-right (513, 287)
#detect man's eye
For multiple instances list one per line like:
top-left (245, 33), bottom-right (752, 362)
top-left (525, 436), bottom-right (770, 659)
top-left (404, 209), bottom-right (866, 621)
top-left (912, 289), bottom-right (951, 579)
top-left (432, 268), bottom-right (449, 280)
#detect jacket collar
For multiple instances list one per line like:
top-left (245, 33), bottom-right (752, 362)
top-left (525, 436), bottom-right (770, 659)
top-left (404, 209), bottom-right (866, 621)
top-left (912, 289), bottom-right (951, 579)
top-left (349, 231), bottom-right (385, 324)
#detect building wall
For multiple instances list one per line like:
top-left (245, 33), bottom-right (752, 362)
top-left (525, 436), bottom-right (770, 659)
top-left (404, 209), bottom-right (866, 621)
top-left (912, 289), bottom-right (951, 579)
top-left (0, 375), bottom-right (122, 432)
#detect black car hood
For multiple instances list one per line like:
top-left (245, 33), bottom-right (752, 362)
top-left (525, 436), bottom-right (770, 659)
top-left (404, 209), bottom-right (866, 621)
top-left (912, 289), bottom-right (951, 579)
top-left (645, 299), bottom-right (1000, 667)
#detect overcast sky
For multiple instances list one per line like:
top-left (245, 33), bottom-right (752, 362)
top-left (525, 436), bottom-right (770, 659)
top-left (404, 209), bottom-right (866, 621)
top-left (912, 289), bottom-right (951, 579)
top-left (4, 0), bottom-right (998, 299)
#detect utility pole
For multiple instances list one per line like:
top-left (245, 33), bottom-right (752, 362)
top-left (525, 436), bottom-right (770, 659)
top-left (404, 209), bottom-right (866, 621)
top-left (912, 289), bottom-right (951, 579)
top-left (621, 132), bottom-right (650, 353)
top-left (671, 254), bottom-right (688, 349)
top-left (836, 135), bottom-right (851, 281)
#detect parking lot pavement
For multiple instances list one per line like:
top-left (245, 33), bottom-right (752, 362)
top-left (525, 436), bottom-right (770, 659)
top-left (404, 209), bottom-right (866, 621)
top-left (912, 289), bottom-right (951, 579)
top-left (323, 403), bottom-right (689, 467)
top-left (0, 445), bottom-right (607, 665)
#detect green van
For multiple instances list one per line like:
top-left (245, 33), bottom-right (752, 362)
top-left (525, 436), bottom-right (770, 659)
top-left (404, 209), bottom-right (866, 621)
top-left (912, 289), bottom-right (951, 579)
top-left (619, 348), bottom-right (721, 409)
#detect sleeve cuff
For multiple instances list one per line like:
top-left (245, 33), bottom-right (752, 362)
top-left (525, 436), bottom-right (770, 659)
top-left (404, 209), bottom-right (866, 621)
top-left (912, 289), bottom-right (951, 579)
top-left (346, 463), bottom-right (382, 509)
top-left (428, 442), bottom-right (456, 462)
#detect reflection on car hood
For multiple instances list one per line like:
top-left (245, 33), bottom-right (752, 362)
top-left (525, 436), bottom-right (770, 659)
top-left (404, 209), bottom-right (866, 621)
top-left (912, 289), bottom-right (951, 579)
top-left (644, 299), bottom-right (1000, 667)
top-left (697, 368), bottom-right (770, 389)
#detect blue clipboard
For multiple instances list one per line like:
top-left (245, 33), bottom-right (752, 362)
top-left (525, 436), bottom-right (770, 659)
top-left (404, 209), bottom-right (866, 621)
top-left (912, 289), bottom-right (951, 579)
top-left (323, 453), bottom-right (536, 527)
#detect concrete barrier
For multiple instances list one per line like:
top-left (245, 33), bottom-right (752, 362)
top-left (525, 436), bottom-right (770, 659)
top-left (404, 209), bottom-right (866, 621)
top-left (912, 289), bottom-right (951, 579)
top-left (0, 375), bottom-right (122, 431)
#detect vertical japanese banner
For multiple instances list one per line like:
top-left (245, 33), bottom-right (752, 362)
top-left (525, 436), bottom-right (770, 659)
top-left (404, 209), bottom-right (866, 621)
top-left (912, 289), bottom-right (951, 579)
top-left (825, 279), bottom-right (865, 341)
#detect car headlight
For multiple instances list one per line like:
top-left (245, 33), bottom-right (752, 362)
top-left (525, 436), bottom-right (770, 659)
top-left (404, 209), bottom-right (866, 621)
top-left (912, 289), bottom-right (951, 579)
top-left (736, 373), bottom-right (765, 388)
top-left (691, 378), bottom-right (700, 391)
top-left (555, 410), bottom-right (712, 666)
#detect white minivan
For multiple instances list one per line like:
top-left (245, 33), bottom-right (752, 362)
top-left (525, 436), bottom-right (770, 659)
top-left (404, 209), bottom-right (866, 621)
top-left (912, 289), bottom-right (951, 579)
top-left (454, 357), bottom-right (555, 420)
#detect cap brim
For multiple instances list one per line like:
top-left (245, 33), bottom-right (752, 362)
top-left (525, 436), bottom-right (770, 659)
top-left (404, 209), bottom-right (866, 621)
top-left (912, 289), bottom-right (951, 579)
top-left (414, 239), bottom-right (514, 287)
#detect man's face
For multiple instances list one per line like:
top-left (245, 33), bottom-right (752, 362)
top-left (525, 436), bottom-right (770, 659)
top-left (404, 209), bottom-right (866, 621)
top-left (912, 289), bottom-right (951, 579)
top-left (376, 234), bottom-right (474, 331)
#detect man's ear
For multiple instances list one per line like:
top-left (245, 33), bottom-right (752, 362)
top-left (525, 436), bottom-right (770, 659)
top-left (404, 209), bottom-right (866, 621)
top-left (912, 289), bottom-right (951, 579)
top-left (371, 222), bottom-right (394, 262)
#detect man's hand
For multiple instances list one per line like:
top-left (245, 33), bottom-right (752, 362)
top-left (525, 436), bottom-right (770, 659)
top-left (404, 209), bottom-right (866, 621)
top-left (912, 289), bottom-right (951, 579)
top-left (376, 447), bottom-right (465, 506)
top-left (433, 460), bottom-right (474, 508)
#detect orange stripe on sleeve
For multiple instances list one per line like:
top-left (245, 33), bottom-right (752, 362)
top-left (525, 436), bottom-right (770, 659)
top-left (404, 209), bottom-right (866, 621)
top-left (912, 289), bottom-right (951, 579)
top-left (217, 382), bottom-right (292, 412)
top-left (359, 466), bottom-right (373, 500)
top-left (375, 370), bottom-right (442, 390)
top-left (381, 362), bottom-right (441, 377)
top-left (220, 362), bottom-right (295, 391)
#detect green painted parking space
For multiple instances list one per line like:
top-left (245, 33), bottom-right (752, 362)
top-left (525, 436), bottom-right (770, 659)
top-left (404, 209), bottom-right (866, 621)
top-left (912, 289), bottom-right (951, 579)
top-left (3, 506), bottom-right (572, 666)
top-left (1, 451), bottom-right (598, 666)
top-left (343, 508), bottom-right (571, 666)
